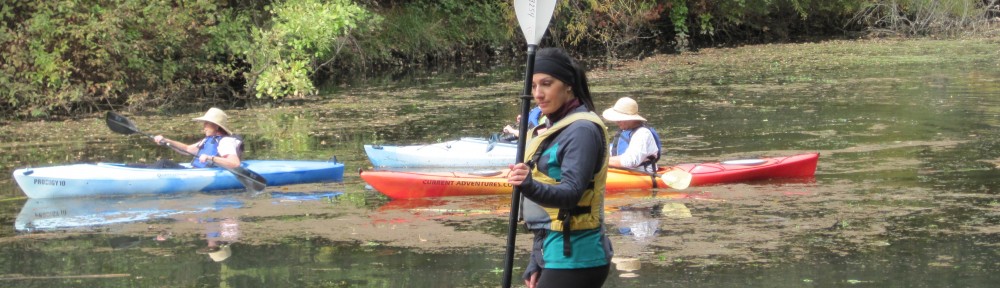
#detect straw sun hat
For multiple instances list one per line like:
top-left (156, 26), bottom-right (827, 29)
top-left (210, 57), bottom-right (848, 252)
top-left (207, 244), bottom-right (232, 262)
top-left (192, 107), bottom-right (233, 135)
top-left (196, 242), bottom-right (233, 262)
top-left (602, 97), bottom-right (647, 122)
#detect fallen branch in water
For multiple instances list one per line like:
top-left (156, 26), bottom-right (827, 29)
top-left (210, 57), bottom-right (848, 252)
top-left (0, 273), bottom-right (131, 281)
top-left (0, 196), bottom-right (26, 203)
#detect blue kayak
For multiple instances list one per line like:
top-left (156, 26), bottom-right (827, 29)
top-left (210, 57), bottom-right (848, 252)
top-left (12, 160), bottom-right (345, 199)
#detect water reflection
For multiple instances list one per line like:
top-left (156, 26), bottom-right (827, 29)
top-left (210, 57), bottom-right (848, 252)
top-left (14, 191), bottom-right (343, 232)
top-left (607, 201), bottom-right (694, 279)
top-left (196, 217), bottom-right (240, 263)
top-left (15, 194), bottom-right (244, 232)
top-left (612, 206), bottom-right (662, 242)
top-left (609, 207), bottom-right (658, 279)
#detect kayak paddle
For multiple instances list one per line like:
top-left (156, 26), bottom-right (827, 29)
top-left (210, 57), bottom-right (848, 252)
top-left (105, 111), bottom-right (267, 193)
top-left (486, 133), bottom-right (499, 153)
top-left (609, 166), bottom-right (693, 190)
top-left (661, 169), bottom-right (693, 190)
top-left (504, 0), bottom-right (556, 287)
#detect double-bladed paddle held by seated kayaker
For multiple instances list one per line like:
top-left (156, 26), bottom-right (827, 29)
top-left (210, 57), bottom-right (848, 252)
top-left (105, 108), bottom-right (267, 193)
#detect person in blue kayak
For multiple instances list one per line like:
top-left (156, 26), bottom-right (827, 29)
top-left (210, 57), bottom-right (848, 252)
top-left (603, 96), bottom-right (662, 173)
top-left (152, 107), bottom-right (243, 169)
top-left (506, 47), bottom-right (611, 288)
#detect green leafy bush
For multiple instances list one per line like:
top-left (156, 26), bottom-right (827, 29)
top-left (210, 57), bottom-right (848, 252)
top-left (243, 0), bottom-right (376, 99)
top-left (0, 1), bottom-right (237, 117)
top-left (0, 0), bottom-right (376, 118)
top-left (352, 0), bottom-right (510, 66)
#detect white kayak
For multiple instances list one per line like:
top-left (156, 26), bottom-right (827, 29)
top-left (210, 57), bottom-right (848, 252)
top-left (364, 137), bottom-right (516, 168)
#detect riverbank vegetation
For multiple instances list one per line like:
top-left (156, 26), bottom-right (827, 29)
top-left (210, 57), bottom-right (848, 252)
top-left (1, 0), bottom-right (997, 119)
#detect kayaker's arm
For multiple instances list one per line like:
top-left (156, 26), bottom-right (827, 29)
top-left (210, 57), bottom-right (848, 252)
top-left (201, 154), bottom-right (240, 169)
top-left (153, 135), bottom-right (197, 155)
top-left (608, 156), bottom-right (624, 167)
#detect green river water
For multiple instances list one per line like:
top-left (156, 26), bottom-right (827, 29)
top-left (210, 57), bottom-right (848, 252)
top-left (1, 39), bottom-right (999, 287)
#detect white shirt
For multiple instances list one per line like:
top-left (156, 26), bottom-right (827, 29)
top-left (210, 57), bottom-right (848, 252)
top-left (617, 127), bottom-right (660, 172)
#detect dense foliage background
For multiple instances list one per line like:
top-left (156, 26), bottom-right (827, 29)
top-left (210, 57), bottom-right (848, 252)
top-left (1, 0), bottom-right (997, 119)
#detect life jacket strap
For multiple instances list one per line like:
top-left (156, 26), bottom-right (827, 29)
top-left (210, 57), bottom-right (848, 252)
top-left (559, 206), bottom-right (591, 256)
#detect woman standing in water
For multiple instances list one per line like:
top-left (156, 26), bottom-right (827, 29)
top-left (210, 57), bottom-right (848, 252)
top-left (506, 47), bottom-right (611, 288)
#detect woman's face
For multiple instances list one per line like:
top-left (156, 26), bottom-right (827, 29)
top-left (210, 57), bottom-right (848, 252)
top-left (202, 122), bottom-right (220, 136)
top-left (532, 73), bottom-right (573, 115)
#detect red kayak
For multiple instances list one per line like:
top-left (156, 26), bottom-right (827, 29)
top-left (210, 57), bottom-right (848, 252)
top-left (361, 153), bottom-right (819, 199)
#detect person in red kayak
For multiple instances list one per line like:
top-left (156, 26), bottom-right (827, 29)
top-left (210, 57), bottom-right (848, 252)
top-left (602, 97), bottom-right (662, 173)
top-left (506, 47), bottom-right (611, 288)
top-left (152, 107), bottom-right (243, 169)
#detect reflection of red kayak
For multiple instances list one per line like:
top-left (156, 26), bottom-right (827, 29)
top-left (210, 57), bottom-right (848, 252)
top-left (372, 191), bottom-right (711, 224)
top-left (376, 190), bottom-right (710, 213)
top-left (361, 153), bottom-right (819, 199)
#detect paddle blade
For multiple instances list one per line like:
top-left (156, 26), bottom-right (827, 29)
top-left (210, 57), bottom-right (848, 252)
top-left (106, 111), bottom-right (141, 135)
top-left (486, 133), bottom-right (500, 153)
top-left (230, 165), bottom-right (267, 193)
top-left (661, 170), bottom-right (692, 190)
top-left (514, 0), bottom-right (557, 45)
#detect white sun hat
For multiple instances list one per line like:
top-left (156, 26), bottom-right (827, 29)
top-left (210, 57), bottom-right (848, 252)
top-left (602, 97), bottom-right (647, 122)
top-left (192, 107), bottom-right (234, 135)
top-left (208, 244), bottom-right (232, 262)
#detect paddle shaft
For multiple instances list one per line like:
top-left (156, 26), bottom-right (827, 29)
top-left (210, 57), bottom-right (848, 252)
top-left (145, 134), bottom-right (205, 161)
top-left (609, 165), bottom-right (662, 176)
top-left (610, 164), bottom-right (663, 181)
top-left (122, 129), bottom-right (213, 165)
top-left (502, 44), bottom-right (537, 288)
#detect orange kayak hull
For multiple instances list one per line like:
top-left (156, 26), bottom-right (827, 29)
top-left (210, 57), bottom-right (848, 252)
top-left (362, 153), bottom-right (819, 199)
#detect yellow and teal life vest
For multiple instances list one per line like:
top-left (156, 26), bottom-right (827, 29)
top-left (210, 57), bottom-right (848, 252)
top-left (521, 111), bottom-right (609, 256)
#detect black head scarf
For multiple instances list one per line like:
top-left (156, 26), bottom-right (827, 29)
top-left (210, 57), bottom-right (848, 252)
top-left (534, 48), bottom-right (595, 112)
